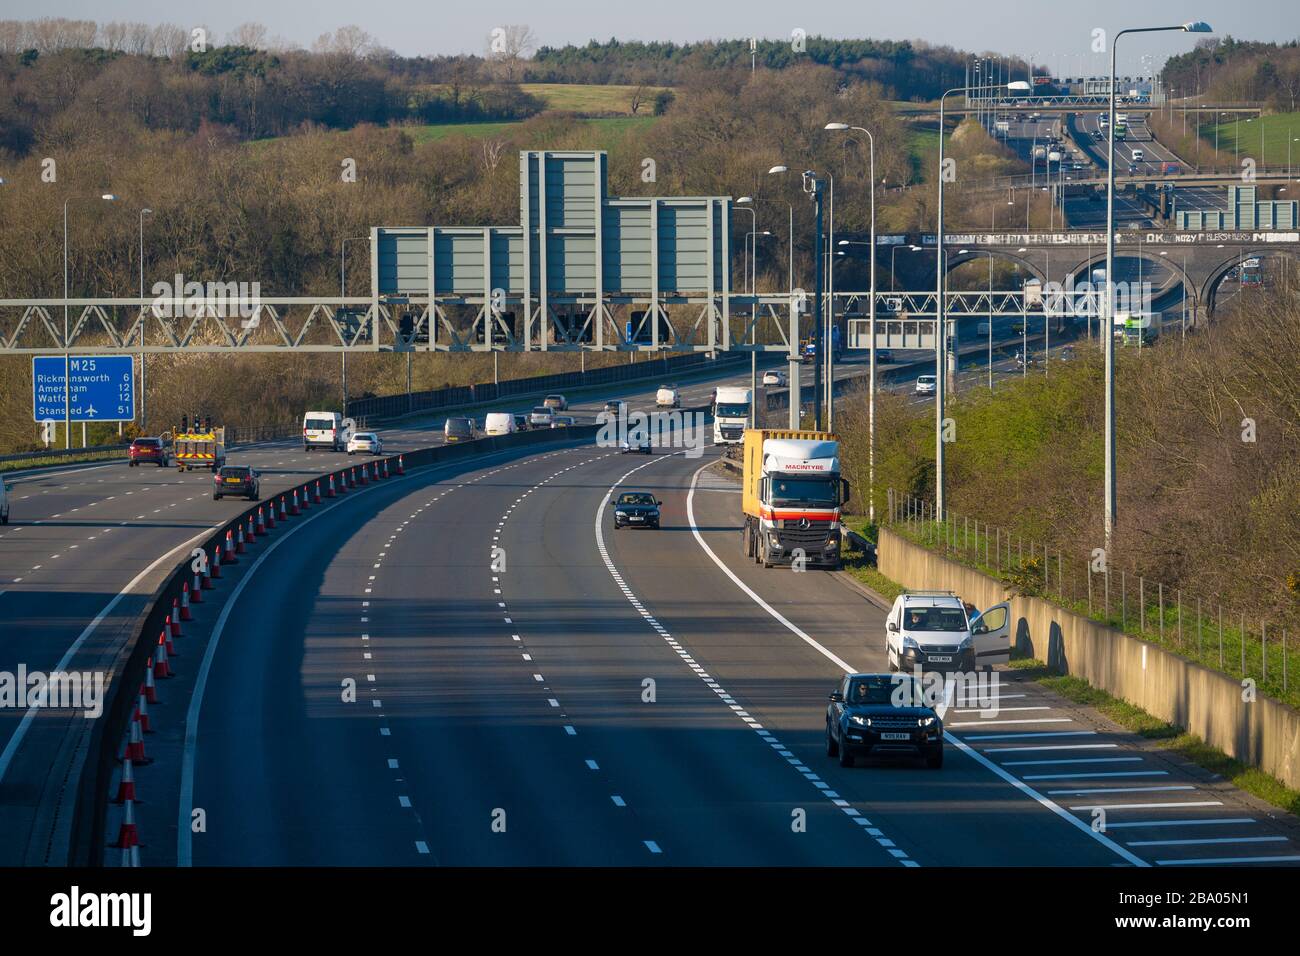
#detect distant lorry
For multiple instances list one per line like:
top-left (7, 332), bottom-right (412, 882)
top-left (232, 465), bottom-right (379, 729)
top-left (173, 423), bottom-right (226, 472)
top-left (1113, 311), bottom-right (1160, 346)
top-left (712, 386), bottom-right (752, 445)
top-left (741, 429), bottom-right (849, 569)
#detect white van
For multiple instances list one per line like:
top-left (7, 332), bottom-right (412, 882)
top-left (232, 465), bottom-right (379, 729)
top-left (484, 412), bottom-right (516, 436)
top-left (0, 478), bottom-right (9, 524)
top-left (1131, 148), bottom-right (1144, 163)
top-left (655, 384), bottom-right (681, 408)
top-left (303, 411), bottom-right (344, 452)
top-left (886, 591), bottom-right (1010, 673)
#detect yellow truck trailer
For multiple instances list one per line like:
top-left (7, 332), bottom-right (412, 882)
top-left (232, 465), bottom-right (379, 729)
top-left (741, 429), bottom-right (848, 569)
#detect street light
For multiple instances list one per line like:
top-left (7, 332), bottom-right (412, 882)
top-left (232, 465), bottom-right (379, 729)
top-left (64, 193), bottom-right (119, 449)
top-left (825, 122), bottom-right (877, 483)
top-left (890, 244), bottom-right (922, 291)
top-left (934, 80), bottom-right (1031, 518)
top-left (139, 207), bottom-right (152, 431)
top-left (1103, 20), bottom-right (1211, 549)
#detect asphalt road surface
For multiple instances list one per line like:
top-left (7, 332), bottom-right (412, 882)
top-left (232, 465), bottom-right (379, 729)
top-left (165, 434), bottom-right (1300, 866)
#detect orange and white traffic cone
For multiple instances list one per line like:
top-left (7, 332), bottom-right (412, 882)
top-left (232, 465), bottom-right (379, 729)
top-left (154, 636), bottom-right (173, 679)
top-left (397, 455), bottom-right (405, 475)
top-left (312, 480), bottom-right (322, 504)
top-left (180, 582), bottom-right (194, 620)
top-left (358, 464), bottom-right (368, 485)
top-left (265, 502), bottom-right (276, 528)
top-left (383, 459), bottom-right (391, 479)
top-left (257, 507), bottom-right (267, 535)
top-left (327, 474), bottom-right (337, 497)
top-left (134, 691), bottom-right (152, 734)
top-left (162, 623), bottom-right (177, 658)
top-left (209, 544), bottom-right (222, 579)
top-left (120, 843), bottom-right (141, 868)
top-left (191, 569), bottom-right (204, 601)
top-left (124, 717), bottom-right (151, 764)
top-left (290, 489), bottom-right (300, 515)
top-left (141, 669), bottom-right (157, 705)
top-left (113, 757), bottom-right (137, 804)
top-left (236, 526), bottom-right (247, 554)
top-left (224, 530), bottom-right (237, 564)
top-left (246, 515), bottom-right (256, 544)
top-left (111, 798), bottom-right (141, 850)
top-left (168, 607), bottom-right (182, 639)
top-left (279, 496), bottom-right (287, 520)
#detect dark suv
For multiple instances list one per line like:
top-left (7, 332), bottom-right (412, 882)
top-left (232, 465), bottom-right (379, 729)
top-left (129, 437), bottom-right (169, 467)
top-left (213, 465), bottom-right (260, 501)
top-left (826, 673), bottom-right (944, 769)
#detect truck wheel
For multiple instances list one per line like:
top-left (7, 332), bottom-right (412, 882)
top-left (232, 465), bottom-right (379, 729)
top-left (758, 537), bottom-right (772, 569)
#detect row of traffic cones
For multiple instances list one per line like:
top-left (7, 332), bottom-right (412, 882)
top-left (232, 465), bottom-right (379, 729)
top-left (108, 462), bottom-right (400, 863)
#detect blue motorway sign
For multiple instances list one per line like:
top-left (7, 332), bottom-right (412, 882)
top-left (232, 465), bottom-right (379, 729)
top-left (32, 355), bottom-right (135, 423)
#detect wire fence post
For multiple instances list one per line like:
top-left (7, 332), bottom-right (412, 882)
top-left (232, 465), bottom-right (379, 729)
top-left (1139, 577), bottom-right (1145, 634)
top-left (1262, 622), bottom-right (1267, 683)
top-left (1177, 590), bottom-right (1182, 649)
top-left (1284, 628), bottom-right (1288, 695)
top-left (1197, 596), bottom-right (1202, 657)
top-left (1218, 605), bottom-right (1223, 670)
top-left (1121, 570), bottom-right (1126, 631)
top-left (1158, 583), bottom-right (1164, 642)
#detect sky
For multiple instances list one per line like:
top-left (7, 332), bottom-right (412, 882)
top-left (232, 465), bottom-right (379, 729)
top-left (12, 0), bottom-right (1300, 73)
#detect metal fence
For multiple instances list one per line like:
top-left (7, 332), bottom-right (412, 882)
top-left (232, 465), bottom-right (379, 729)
top-left (344, 351), bottom-right (748, 421)
top-left (886, 490), bottom-right (1296, 710)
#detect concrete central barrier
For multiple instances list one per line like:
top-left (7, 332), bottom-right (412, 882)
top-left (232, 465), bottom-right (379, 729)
top-left (879, 526), bottom-right (1300, 790)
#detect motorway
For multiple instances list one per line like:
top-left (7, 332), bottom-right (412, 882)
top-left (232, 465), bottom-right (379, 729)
top-left (0, 345), bottom-right (962, 863)
top-left (158, 432), bottom-right (1299, 866)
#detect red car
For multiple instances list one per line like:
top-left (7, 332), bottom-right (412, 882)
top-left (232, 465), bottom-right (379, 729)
top-left (128, 437), bottom-right (169, 467)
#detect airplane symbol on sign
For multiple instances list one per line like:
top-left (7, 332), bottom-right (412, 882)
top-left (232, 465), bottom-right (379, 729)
top-left (85, 404), bottom-right (98, 417)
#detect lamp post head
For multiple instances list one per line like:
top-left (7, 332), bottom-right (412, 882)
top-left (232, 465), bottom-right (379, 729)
top-left (1182, 21), bottom-right (1213, 33)
top-left (736, 196), bottom-right (753, 204)
top-left (767, 165), bottom-right (788, 174)
top-left (824, 123), bottom-right (849, 131)
top-left (101, 194), bottom-right (119, 201)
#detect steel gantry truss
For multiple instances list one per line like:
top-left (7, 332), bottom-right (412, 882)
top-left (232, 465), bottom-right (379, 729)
top-left (0, 289), bottom-right (1104, 355)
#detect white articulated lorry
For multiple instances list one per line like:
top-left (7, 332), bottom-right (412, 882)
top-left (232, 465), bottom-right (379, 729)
top-left (741, 429), bottom-right (849, 569)
top-left (712, 386), bottom-right (752, 444)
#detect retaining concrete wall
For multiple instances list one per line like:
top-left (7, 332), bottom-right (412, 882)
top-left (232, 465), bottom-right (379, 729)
top-left (879, 526), bottom-right (1300, 790)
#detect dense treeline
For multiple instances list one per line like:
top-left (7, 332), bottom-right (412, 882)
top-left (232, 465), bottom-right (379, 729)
top-left (837, 284), bottom-right (1300, 628)
top-left (0, 21), bottom-right (544, 151)
top-left (1163, 37), bottom-right (1300, 110)
top-left (529, 37), bottom-right (1022, 101)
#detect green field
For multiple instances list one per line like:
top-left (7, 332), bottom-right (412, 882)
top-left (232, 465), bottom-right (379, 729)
top-left (1200, 112), bottom-right (1300, 166)
top-left (519, 83), bottom-right (671, 115)
top-left (405, 115), bottom-right (657, 145)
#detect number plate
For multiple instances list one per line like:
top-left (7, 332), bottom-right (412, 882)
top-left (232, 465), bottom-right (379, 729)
top-left (630, 516), bottom-right (644, 521)
top-left (928, 655), bottom-right (953, 663)
top-left (225, 478), bottom-right (241, 483)
top-left (880, 732), bottom-right (910, 741)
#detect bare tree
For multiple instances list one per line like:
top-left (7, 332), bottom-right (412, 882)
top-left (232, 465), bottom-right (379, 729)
top-left (485, 24), bottom-right (537, 82)
top-left (629, 85), bottom-right (647, 115)
top-left (228, 22), bottom-right (268, 50)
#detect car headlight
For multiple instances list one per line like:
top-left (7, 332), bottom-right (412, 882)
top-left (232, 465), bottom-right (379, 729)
top-left (958, 635), bottom-right (973, 651)
top-left (918, 716), bottom-right (937, 727)
top-left (902, 636), bottom-right (920, 651)
top-left (850, 715), bottom-right (871, 727)
top-left (615, 511), bottom-right (627, 517)
top-left (768, 533), bottom-right (781, 547)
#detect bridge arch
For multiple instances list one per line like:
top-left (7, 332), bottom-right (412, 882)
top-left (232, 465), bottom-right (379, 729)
top-left (942, 248), bottom-right (1048, 288)
top-left (1063, 249), bottom-right (1201, 324)
top-left (1200, 249), bottom-right (1300, 316)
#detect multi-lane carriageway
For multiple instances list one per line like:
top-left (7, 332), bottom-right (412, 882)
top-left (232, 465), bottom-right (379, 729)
top-left (5, 347), bottom-right (1298, 868)
top-left (104, 427), bottom-right (1300, 867)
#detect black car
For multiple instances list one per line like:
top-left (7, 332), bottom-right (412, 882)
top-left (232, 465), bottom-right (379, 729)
top-left (610, 491), bottom-right (660, 528)
top-left (513, 414), bottom-right (530, 432)
top-left (213, 465), bottom-right (260, 501)
top-left (826, 673), bottom-right (943, 769)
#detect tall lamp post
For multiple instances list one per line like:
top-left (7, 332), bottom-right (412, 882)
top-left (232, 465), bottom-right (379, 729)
top-left (138, 207), bottom-right (152, 432)
top-left (825, 122), bottom-right (876, 509)
top-left (64, 193), bottom-right (118, 449)
top-left (340, 236), bottom-right (369, 413)
top-left (1104, 21), bottom-right (1212, 549)
top-left (935, 81), bottom-right (1030, 517)
top-left (733, 204), bottom-right (759, 412)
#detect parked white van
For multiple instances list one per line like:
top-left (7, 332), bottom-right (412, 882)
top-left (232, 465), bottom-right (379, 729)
top-left (303, 411), bottom-right (344, 452)
top-left (484, 412), bottom-right (516, 436)
top-left (885, 591), bottom-right (1010, 673)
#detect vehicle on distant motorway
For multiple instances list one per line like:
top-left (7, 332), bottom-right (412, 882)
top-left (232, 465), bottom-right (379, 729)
top-left (825, 673), bottom-right (944, 769)
top-left (174, 424), bottom-right (226, 472)
top-left (762, 369), bottom-right (788, 387)
top-left (213, 464), bottom-right (260, 501)
top-left (1060, 345), bottom-right (1076, 362)
top-left (303, 411), bottom-right (344, 452)
top-left (914, 375), bottom-right (936, 396)
top-left (542, 394), bottom-right (568, 411)
top-left (529, 406), bottom-right (556, 428)
top-left (620, 435), bottom-right (652, 454)
top-left (1131, 148), bottom-right (1144, 163)
top-left (483, 412), bottom-right (515, 436)
top-left (886, 591), bottom-right (1010, 674)
top-left (513, 413), bottom-right (530, 432)
top-left (610, 491), bottom-right (661, 529)
top-left (346, 431), bottom-right (383, 455)
top-left (443, 417), bottom-right (479, 442)
top-left (601, 400), bottom-right (628, 421)
top-left (655, 384), bottom-right (681, 408)
top-left (550, 415), bottom-right (576, 428)
top-left (741, 430), bottom-right (846, 569)
top-left (0, 480), bottom-right (9, 524)
top-left (128, 437), bottom-right (169, 468)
